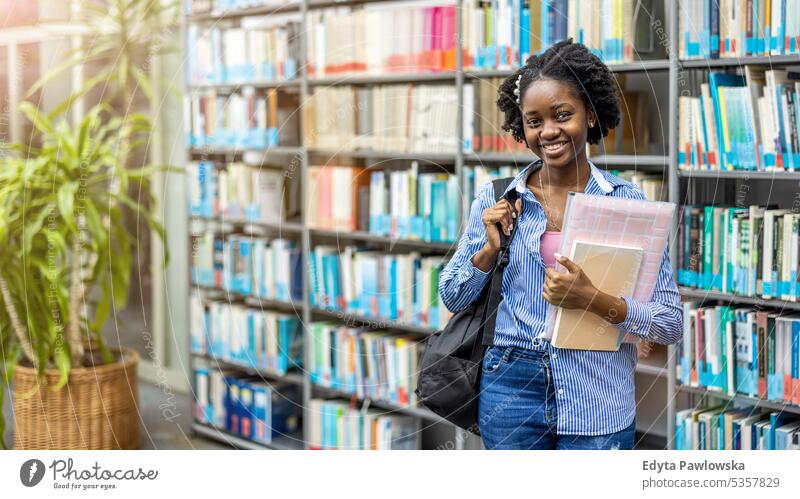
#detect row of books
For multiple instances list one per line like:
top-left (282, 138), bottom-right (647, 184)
top-left (307, 399), bottom-right (421, 450)
top-left (183, 0), bottom-right (298, 15)
top-left (191, 232), bottom-right (303, 301)
top-left (190, 295), bottom-right (303, 374)
top-left (309, 323), bottom-right (422, 407)
top-left (462, 0), bottom-right (661, 69)
top-left (367, 167), bottom-right (459, 243)
top-left (186, 22), bottom-right (301, 85)
top-left (302, 84), bottom-right (459, 153)
top-left (678, 303), bottom-right (800, 404)
top-left (678, 0), bottom-right (800, 60)
top-left (306, 3), bottom-right (457, 77)
top-left (188, 161), bottom-right (291, 223)
top-left (184, 88), bottom-right (300, 148)
top-left (464, 74), bottom-right (657, 155)
top-left (463, 77), bottom-right (529, 153)
top-left (677, 205), bottom-right (800, 300)
top-left (194, 367), bottom-right (302, 445)
top-left (309, 246), bottom-right (451, 330)
top-left (678, 69), bottom-right (800, 172)
top-left (675, 404), bottom-right (800, 450)
top-left (306, 165), bottom-right (461, 242)
top-left (612, 171), bottom-right (668, 201)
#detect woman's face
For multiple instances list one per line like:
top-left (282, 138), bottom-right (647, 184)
top-left (520, 77), bottom-right (595, 170)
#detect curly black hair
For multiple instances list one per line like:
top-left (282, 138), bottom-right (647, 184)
top-left (497, 39), bottom-right (621, 145)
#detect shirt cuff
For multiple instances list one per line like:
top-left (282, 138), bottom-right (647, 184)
top-left (458, 251), bottom-right (492, 288)
top-left (618, 297), bottom-right (653, 338)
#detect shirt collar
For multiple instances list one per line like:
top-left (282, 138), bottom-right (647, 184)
top-left (506, 158), bottom-right (619, 197)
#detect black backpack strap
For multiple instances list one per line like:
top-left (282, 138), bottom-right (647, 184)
top-left (469, 178), bottom-right (519, 359)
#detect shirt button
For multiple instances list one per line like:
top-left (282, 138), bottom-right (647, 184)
top-left (552, 353), bottom-right (558, 360)
top-left (558, 388), bottom-right (564, 395)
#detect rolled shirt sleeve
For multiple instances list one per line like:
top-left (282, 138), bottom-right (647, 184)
top-left (617, 243), bottom-right (683, 345)
top-left (438, 182), bottom-right (495, 313)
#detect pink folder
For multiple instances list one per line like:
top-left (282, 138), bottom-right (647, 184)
top-left (541, 192), bottom-right (676, 345)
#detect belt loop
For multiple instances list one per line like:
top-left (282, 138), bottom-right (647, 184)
top-left (502, 347), bottom-right (514, 363)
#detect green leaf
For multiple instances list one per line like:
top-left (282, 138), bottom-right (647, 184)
top-left (23, 202), bottom-right (55, 253)
top-left (53, 344), bottom-right (71, 389)
top-left (57, 182), bottom-right (78, 231)
top-left (18, 102), bottom-right (54, 136)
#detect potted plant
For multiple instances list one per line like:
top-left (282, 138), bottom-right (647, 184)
top-left (0, 0), bottom-right (179, 449)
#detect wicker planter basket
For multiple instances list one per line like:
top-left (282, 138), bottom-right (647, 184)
top-left (12, 347), bottom-right (140, 450)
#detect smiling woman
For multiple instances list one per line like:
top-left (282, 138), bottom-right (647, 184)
top-left (437, 39), bottom-right (682, 450)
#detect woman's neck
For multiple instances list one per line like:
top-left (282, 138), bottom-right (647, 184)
top-left (530, 151), bottom-right (591, 191)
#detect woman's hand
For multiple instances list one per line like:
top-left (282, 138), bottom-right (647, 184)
top-left (542, 253), bottom-right (597, 310)
top-left (470, 197), bottom-right (523, 272)
top-left (481, 198), bottom-right (523, 251)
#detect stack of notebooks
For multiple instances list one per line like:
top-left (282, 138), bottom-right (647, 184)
top-left (194, 367), bottom-right (302, 445)
top-left (308, 323), bottom-right (422, 407)
top-left (678, 0), bottom-right (800, 60)
top-left (678, 68), bottom-right (800, 172)
top-left (676, 405), bottom-right (800, 450)
top-left (188, 160), bottom-right (295, 223)
top-left (307, 399), bottom-right (421, 450)
top-left (191, 295), bottom-right (303, 374)
top-left (676, 205), bottom-right (800, 300)
top-left (302, 84), bottom-right (459, 153)
top-left (306, 2), bottom-right (457, 76)
top-left (190, 232), bottom-right (303, 302)
top-left (308, 245), bottom-right (451, 330)
top-left (678, 303), bottom-right (800, 404)
top-left (184, 88), bottom-right (300, 149)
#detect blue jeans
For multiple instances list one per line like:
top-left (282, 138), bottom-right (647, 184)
top-left (478, 345), bottom-right (636, 450)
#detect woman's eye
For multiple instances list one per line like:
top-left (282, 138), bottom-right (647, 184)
top-left (527, 119), bottom-right (541, 127)
top-left (556, 112), bottom-right (570, 121)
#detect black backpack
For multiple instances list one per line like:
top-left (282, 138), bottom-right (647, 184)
top-left (415, 178), bottom-right (518, 435)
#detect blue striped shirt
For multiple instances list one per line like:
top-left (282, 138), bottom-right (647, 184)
top-left (439, 159), bottom-right (683, 436)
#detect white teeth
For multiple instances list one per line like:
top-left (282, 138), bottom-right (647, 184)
top-left (542, 142), bottom-right (566, 151)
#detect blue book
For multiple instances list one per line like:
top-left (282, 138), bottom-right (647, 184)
top-left (708, 73), bottom-right (746, 170)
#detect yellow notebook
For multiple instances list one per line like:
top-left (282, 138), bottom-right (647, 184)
top-left (551, 240), bottom-right (643, 351)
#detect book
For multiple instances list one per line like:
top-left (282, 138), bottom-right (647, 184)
top-left (308, 323), bottom-right (422, 407)
top-left (679, 0), bottom-right (800, 59)
top-left (551, 240), bottom-right (643, 350)
top-left (303, 84), bottom-right (459, 153)
top-left (462, 0), bottom-right (666, 68)
top-left (184, 87), bottom-right (300, 149)
top-left (308, 245), bottom-right (452, 330)
top-left (543, 192), bottom-right (676, 344)
top-left (307, 399), bottom-right (421, 450)
top-left (186, 20), bottom-right (301, 85)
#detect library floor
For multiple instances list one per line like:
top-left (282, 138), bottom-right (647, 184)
top-left (3, 382), bottom-right (661, 449)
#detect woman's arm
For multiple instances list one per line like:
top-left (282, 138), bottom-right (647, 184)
top-left (438, 183), bottom-right (495, 313)
top-left (588, 246), bottom-right (683, 345)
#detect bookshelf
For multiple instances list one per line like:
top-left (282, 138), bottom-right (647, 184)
top-left (184, 0), bottom-right (800, 451)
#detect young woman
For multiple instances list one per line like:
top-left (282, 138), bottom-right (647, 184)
top-left (438, 40), bottom-right (682, 450)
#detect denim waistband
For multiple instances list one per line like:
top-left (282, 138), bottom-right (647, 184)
top-left (490, 345), bottom-right (550, 364)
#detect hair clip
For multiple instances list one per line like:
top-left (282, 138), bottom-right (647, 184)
top-left (513, 74), bottom-right (522, 105)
